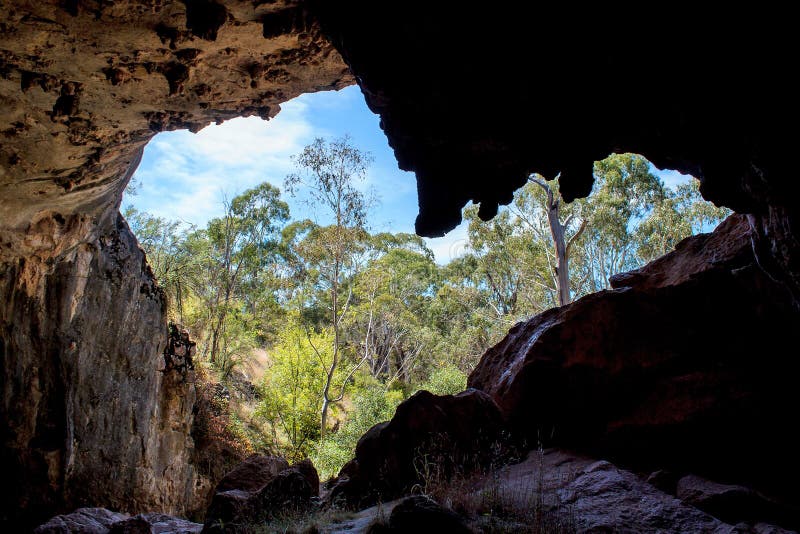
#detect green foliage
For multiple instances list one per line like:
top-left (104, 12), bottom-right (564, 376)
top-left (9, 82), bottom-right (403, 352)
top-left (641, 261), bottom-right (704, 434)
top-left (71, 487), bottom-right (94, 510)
top-left (314, 380), bottom-right (404, 479)
top-left (123, 206), bottom-right (196, 319)
top-left (255, 322), bottom-right (334, 461)
top-left (125, 139), bottom-right (730, 480)
top-left (419, 365), bottom-right (468, 396)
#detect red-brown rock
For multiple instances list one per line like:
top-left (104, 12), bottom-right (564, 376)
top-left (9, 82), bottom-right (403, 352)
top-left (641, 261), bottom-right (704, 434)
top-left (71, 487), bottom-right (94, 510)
top-left (214, 455), bottom-right (289, 494)
top-left (468, 215), bottom-right (800, 508)
top-left (328, 389), bottom-right (507, 508)
top-left (203, 458), bottom-right (320, 533)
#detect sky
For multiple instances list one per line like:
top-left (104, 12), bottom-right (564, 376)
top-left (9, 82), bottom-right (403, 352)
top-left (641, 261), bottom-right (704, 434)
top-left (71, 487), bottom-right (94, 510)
top-left (125, 85), bottom-right (693, 264)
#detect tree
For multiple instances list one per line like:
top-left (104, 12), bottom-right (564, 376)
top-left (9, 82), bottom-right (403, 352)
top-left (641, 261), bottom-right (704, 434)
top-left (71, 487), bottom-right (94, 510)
top-left (123, 207), bottom-right (196, 319)
top-left (255, 322), bottom-right (334, 461)
top-left (195, 183), bottom-right (289, 365)
top-left (284, 136), bottom-right (373, 436)
top-left (348, 236), bottom-right (437, 383)
top-left (578, 154), bottom-right (667, 292)
top-left (634, 179), bottom-right (731, 262)
top-left (527, 176), bottom-right (588, 306)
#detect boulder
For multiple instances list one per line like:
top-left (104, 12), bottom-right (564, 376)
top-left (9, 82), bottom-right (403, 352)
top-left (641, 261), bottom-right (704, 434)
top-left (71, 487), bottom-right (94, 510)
top-left (34, 508), bottom-right (130, 534)
top-left (385, 496), bottom-right (471, 533)
top-left (646, 469), bottom-right (681, 495)
top-left (203, 490), bottom-right (252, 528)
top-left (203, 458), bottom-right (320, 532)
top-left (677, 475), bottom-right (798, 529)
top-left (34, 508), bottom-right (202, 534)
top-left (468, 215), bottom-right (800, 508)
top-left (214, 455), bottom-right (289, 493)
top-left (328, 389), bottom-right (507, 508)
top-left (253, 464), bottom-right (319, 514)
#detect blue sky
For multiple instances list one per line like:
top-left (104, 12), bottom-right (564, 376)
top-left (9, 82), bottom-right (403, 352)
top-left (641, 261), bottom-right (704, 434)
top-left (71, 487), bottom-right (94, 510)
top-left (125, 85), bottom-right (693, 263)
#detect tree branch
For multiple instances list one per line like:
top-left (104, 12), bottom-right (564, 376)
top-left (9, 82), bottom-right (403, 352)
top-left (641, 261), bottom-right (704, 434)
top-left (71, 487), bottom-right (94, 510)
top-left (566, 218), bottom-right (589, 257)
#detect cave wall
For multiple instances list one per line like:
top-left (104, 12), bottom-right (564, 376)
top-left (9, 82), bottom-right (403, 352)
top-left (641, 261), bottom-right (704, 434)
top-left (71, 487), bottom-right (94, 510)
top-left (0, 0), bottom-right (351, 527)
top-left (0, 211), bottom-right (198, 526)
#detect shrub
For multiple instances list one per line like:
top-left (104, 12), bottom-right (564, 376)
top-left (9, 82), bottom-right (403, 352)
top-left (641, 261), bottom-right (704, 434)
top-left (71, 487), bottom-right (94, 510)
top-left (314, 383), bottom-right (405, 480)
top-left (418, 364), bottom-right (467, 396)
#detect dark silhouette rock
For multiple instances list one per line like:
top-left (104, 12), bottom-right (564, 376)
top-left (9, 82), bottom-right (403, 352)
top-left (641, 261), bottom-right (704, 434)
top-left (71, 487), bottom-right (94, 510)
top-left (387, 496), bottom-right (471, 533)
top-left (253, 464), bottom-right (318, 515)
top-left (646, 469), bottom-right (681, 495)
top-left (203, 490), bottom-right (251, 529)
top-left (313, 5), bottom-right (800, 288)
top-left (328, 389), bottom-right (507, 508)
top-left (469, 215), bottom-right (800, 511)
top-left (203, 458), bottom-right (320, 533)
top-left (293, 458), bottom-right (321, 496)
top-left (677, 475), bottom-right (798, 529)
top-left (214, 455), bottom-right (289, 494)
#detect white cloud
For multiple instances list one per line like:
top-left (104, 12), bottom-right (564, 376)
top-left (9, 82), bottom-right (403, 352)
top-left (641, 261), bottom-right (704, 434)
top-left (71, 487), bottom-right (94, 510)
top-left (127, 99), bottom-right (317, 227)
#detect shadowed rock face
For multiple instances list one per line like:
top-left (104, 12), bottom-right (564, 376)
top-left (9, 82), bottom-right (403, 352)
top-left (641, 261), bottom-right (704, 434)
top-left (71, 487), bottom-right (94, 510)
top-left (0, 214), bottom-right (199, 527)
top-left (311, 3), bottom-right (800, 307)
top-left (311, 5), bottom-right (798, 231)
top-left (0, 1), bottom-right (351, 528)
top-left (468, 215), bottom-right (800, 506)
top-left (328, 389), bottom-right (507, 508)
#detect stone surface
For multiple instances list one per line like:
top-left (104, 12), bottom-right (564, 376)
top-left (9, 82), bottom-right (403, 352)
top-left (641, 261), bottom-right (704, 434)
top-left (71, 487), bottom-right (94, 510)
top-left (329, 450), bottom-right (797, 534)
top-left (475, 449), bottom-right (787, 534)
top-left (328, 389), bottom-right (506, 508)
top-left (122, 513), bottom-right (203, 533)
top-left (34, 508), bottom-right (202, 533)
top-left (0, 1), bottom-right (352, 237)
top-left (203, 458), bottom-right (320, 532)
top-left (1, 214), bottom-right (200, 528)
top-left (677, 475), bottom-right (798, 529)
top-left (214, 455), bottom-right (289, 494)
top-left (0, 1), bottom-right (350, 528)
top-left (468, 215), bottom-right (800, 510)
top-left (34, 507), bottom-right (130, 534)
top-left (384, 496), bottom-right (471, 534)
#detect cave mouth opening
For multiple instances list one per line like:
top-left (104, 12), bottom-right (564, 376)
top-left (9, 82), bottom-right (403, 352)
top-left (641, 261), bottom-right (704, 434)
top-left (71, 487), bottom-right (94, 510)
top-left (120, 82), bottom-right (732, 484)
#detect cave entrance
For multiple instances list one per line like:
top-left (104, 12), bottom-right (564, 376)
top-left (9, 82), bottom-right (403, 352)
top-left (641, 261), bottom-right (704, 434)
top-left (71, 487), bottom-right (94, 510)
top-left (122, 84), bottom-right (730, 480)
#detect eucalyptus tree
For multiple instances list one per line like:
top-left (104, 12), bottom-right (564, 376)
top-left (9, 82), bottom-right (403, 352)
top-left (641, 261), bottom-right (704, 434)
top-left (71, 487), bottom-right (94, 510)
top-left (284, 136), bottom-right (374, 436)
top-left (123, 206), bottom-right (196, 320)
top-left (195, 183), bottom-right (289, 365)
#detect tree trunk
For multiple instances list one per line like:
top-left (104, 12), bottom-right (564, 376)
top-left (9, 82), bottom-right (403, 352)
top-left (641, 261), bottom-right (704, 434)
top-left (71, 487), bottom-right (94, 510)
top-left (545, 200), bottom-right (570, 306)
top-left (209, 318), bottom-right (222, 364)
top-left (320, 397), bottom-right (330, 439)
top-left (532, 177), bottom-right (571, 306)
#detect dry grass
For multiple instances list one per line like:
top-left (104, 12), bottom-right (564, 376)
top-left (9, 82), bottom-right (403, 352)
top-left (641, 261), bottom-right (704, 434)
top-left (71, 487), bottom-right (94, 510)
top-left (415, 446), bottom-right (577, 534)
top-left (247, 507), bottom-right (356, 534)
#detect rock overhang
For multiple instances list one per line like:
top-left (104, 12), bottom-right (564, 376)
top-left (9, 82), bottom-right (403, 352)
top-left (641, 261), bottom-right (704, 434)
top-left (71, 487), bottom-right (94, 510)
top-left (309, 2), bottom-right (799, 236)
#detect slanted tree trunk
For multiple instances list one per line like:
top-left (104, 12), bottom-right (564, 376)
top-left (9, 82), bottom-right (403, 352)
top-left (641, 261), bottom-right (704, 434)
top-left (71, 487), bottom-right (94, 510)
top-left (530, 176), bottom-right (587, 307)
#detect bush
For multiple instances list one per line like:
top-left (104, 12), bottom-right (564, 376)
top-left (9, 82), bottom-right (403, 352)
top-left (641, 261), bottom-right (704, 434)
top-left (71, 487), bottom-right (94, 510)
top-left (419, 365), bottom-right (467, 396)
top-left (314, 383), bottom-right (405, 480)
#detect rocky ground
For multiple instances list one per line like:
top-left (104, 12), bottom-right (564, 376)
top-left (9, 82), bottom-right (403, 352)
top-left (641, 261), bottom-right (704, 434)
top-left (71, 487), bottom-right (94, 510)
top-left (34, 448), bottom-right (798, 533)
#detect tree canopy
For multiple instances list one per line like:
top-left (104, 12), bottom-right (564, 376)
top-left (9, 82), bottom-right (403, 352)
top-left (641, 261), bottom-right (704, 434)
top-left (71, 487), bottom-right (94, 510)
top-left (126, 141), bottom-right (730, 479)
